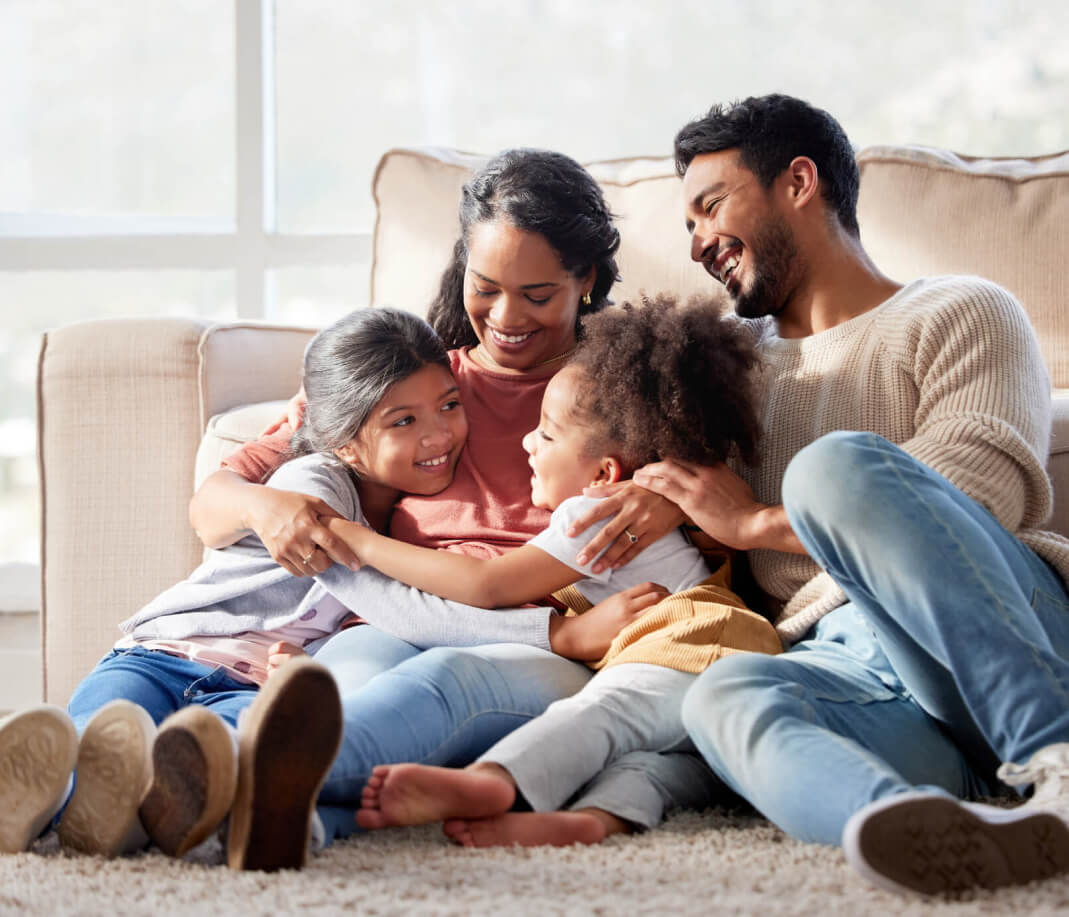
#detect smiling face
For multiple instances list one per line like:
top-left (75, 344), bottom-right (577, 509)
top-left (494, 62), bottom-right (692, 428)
top-left (520, 364), bottom-right (618, 511)
top-left (464, 220), bottom-right (594, 374)
top-left (335, 363), bottom-right (468, 497)
top-left (682, 149), bottom-right (801, 319)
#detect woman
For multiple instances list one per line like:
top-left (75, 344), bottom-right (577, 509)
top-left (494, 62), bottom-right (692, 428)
top-left (189, 149), bottom-right (714, 849)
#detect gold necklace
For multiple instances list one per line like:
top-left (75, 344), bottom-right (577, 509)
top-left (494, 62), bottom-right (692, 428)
top-left (472, 344), bottom-right (576, 372)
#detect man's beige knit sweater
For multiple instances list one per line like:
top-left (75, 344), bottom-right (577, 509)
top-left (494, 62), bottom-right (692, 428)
top-left (741, 275), bottom-right (1069, 643)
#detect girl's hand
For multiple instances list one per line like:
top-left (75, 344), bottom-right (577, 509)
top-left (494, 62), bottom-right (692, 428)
top-left (260, 387), bottom-right (308, 437)
top-left (548, 581), bottom-right (669, 661)
top-left (248, 488), bottom-right (360, 576)
top-left (568, 482), bottom-right (686, 573)
top-left (267, 641), bottom-right (306, 676)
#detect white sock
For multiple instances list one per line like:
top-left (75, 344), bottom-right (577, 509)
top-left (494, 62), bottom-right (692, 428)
top-left (224, 720), bottom-right (241, 758)
top-left (308, 811), bottom-right (326, 854)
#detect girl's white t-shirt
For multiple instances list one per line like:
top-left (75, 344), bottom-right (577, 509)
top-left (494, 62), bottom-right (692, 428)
top-left (528, 495), bottom-right (710, 605)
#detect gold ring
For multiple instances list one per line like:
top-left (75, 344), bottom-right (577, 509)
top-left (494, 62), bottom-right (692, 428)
top-left (302, 550), bottom-right (315, 564)
top-left (624, 529), bottom-right (639, 545)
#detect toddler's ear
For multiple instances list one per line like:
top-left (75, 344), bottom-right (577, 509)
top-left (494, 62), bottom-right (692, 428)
top-left (593, 456), bottom-right (623, 486)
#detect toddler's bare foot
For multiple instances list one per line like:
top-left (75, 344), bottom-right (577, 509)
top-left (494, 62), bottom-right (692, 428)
top-left (442, 811), bottom-right (610, 848)
top-left (356, 763), bottom-right (515, 829)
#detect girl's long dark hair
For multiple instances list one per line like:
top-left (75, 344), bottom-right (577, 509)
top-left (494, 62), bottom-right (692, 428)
top-left (289, 308), bottom-right (449, 459)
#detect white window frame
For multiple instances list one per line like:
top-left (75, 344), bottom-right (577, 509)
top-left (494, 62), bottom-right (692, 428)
top-left (0, 0), bottom-right (371, 313)
top-left (0, 0), bottom-right (371, 615)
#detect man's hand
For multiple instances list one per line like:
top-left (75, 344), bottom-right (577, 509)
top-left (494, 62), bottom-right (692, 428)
top-left (548, 581), bottom-right (670, 661)
top-left (567, 482), bottom-right (686, 573)
top-left (633, 459), bottom-right (804, 554)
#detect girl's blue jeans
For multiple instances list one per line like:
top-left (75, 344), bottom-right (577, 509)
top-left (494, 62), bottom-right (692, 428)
top-left (67, 646), bottom-right (259, 733)
top-left (66, 639), bottom-right (589, 846)
top-left (681, 431), bottom-right (1069, 845)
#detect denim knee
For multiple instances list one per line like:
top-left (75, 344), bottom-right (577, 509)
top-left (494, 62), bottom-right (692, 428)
top-left (681, 652), bottom-right (786, 746)
top-left (411, 646), bottom-right (487, 682)
top-left (782, 431), bottom-right (892, 528)
top-left (387, 646), bottom-right (507, 707)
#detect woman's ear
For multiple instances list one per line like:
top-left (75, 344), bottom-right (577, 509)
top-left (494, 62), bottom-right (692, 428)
top-left (581, 265), bottom-right (597, 300)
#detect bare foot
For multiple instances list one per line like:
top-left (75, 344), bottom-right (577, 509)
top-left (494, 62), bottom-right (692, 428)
top-left (355, 763), bottom-right (515, 830)
top-left (442, 811), bottom-right (610, 848)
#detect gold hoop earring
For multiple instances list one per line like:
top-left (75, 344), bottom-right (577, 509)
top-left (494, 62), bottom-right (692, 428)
top-left (581, 293), bottom-right (592, 306)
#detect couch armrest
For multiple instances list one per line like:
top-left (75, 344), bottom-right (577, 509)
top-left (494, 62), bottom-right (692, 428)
top-left (37, 318), bottom-right (315, 705)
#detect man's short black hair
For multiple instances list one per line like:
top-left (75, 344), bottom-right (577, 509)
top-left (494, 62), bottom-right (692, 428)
top-left (674, 94), bottom-right (860, 237)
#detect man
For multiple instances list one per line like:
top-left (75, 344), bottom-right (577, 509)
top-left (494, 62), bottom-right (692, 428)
top-left (636, 94), bottom-right (1069, 896)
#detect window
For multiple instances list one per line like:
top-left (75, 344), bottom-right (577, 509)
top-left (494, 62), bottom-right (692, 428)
top-left (2, 0), bottom-right (1067, 613)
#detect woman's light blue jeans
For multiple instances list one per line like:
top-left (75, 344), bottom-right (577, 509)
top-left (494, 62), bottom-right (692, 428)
top-left (682, 431), bottom-right (1069, 846)
top-left (311, 627), bottom-right (593, 842)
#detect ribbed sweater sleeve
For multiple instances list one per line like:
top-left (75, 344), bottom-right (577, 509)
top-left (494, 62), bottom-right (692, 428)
top-left (896, 279), bottom-right (1051, 531)
top-left (746, 276), bottom-right (1067, 642)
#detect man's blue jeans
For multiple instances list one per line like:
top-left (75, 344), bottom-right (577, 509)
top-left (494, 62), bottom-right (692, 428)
top-left (682, 431), bottom-right (1069, 845)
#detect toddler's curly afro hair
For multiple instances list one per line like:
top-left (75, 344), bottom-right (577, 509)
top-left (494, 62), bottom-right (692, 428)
top-left (569, 294), bottom-right (761, 473)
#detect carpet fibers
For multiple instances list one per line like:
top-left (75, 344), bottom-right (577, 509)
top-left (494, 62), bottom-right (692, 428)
top-left (2, 808), bottom-right (1069, 915)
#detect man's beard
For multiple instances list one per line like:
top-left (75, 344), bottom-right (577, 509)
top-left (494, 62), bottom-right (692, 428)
top-left (731, 216), bottom-right (798, 319)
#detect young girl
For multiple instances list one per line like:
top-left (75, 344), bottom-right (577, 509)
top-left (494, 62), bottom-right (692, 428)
top-left (324, 295), bottom-right (783, 847)
top-left (0, 307), bottom-right (475, 866)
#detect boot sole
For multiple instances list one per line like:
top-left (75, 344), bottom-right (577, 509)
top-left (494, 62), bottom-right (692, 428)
top-left (0, 706), bottom-right (78, 853)
top-left (844, 792), bottom-right (1069, 896)
top-left (227, 658), bottom-right (342, 871)
top-left (140, 706), bottom-right (237, 857)
top-left (58, 700), bottom-right (155, 857)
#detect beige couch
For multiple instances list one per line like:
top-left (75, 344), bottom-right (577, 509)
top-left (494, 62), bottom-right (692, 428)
top-left (36, 144), bottom-right (1069, 705)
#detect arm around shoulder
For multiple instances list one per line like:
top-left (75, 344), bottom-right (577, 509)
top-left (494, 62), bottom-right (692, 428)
top-left (189, 468), bottom-right (264, 548)
top-left (325, 518), bottom-right (582, 608)
top-left (191, 462), bottom-right (360, 574)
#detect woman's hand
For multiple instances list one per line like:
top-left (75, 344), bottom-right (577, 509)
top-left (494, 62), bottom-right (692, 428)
top-left (548, 581), bottom-right (669, 661)
top-left (266, 641), bottom-right (306, 676)
top-left (568, 482), bottom-right (686, 573)
top-left (248, 487), bottom-right (361, 576)
top-left (260, 386), bottom-right (308, 437)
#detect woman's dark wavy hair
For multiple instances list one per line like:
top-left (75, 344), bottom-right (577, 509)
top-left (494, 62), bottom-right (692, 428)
top-left (427, 148), bottom-right (621, 349)
top-left (569, 295), bottom-right (761, 473)
top-left (289, 308), bottom-right (449, 460)
top-left (674, 94), bottom-right (860, 237)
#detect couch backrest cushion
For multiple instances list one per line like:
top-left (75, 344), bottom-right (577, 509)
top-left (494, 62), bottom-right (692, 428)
top-left (371, 145), bottom-right (1069, 385)
top-left (856, 146), bottom-right (1069, 387)
top-left (369, 148), bottom-right (728, 319)
top-left (370, 148), bottom-right (481, 316)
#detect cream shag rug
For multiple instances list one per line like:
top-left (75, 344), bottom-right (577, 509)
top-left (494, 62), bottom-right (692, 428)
top-left (2, 808), bottom-right (1069, 916)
